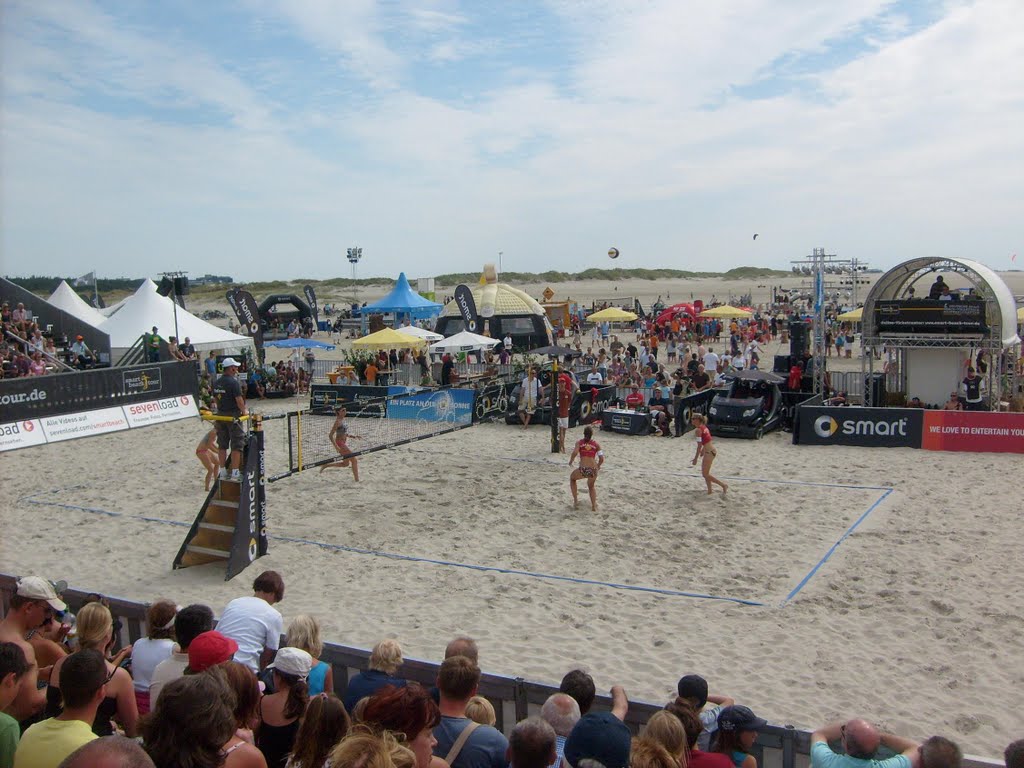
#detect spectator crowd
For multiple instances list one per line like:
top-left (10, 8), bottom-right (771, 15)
top-left (1, 572), bottom-right (1008, 768)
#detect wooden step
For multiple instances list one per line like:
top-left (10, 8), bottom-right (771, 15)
top-left (185, 545), bottom-right (230, 559)
top-left (198, 522), bottom-right (235, 533)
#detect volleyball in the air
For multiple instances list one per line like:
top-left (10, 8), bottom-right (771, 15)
top-left (608, 247), bottom-right (620, 259)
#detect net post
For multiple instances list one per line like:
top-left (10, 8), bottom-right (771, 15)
top-left (297, 410), bottom-right (303, 472)
top-left (288, 412), bottom-right (294, 472)
top-left (551, 357), bottom-right (560, 454)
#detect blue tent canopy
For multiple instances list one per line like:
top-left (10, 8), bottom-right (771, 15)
top-left (361, 272), bottom-right (441, 319)
top-left (264, 338), bottom-right (336, 350)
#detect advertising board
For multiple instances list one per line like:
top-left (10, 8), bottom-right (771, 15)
top-left (795, 407), bottom-right (924, 448)
top-left (0, 419), bottom-right (47, 452)
top-left (875, 300), bottom-right (987, 334)
top-left (921, 411), bottom-right (1024, 453)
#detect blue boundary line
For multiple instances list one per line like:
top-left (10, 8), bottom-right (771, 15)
top-left (780, 488), bottom-right (894, 606)
top-left (18, 489), bottom-right (765, 607)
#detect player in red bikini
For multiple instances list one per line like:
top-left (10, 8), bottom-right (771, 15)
top-left (690, 412), bottom-right (727, 495)
top-left (569, 425), bottom-right (604, 511)
top-left (320, 406), bottom-right (360, 481)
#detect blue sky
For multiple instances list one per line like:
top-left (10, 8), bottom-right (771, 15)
top-left (1, 0), bottom-right (1021, 281)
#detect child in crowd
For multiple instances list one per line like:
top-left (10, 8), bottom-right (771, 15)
top-left (465, 695), bottom-right (496, 727)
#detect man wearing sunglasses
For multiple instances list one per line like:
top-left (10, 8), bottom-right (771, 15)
top-left (0, 577), bottom-right (66, 723)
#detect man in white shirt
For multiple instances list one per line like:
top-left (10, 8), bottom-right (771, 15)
top-left (586, 366), bottom-right (603, 385)
top-left (503, 334), bottom-right (513, 351)
top-left (215, 571), bottom-right (284, 672)
top-left (703, 347), bottom-right (719, 374)
top-left (149, 604), bottom-right (214, 703)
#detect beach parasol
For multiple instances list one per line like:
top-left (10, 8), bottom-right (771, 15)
top-left (429, 330), bottom-right (500, 354)
top-left (698, 304), bottom-right (753, 319)
top-left (528, 344), bottom-right (581, 357)
top-left (396, 325), bottom-right (444, 342)
top-left (837, 307), bottom-right (863, 322)
top-left (352, 327), bottom-right (426, 350)
top-left (587, 307), bottom-right (638, 321)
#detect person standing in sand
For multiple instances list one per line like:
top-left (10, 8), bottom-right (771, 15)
top-left (321, 406), bottom-right (360, 481)
top-left (690, 413), bottom-right (727, 496)
top-left (196, 428), bottom-right (221, 491)
top-left (569, 426), bottom-right (604, 511)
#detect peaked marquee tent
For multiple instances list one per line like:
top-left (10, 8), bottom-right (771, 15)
top-left (99, 279), bottom-right (253, 359)
top-left (360, 272), bottom-right (442, 319)
top-left (47, 280), bottom-right (108, 328)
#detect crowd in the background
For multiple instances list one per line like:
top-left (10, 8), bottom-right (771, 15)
top-left (2, 572), bottom-right (1005, 768)
top-left (0, 300), bottom-right (87, 378)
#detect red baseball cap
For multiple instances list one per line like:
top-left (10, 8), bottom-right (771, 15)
top-left (187, 631), bottom-right (238, 672)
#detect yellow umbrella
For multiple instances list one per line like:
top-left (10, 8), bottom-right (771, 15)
top-left (352, 327), bottom-right (426, 350)
top-left (587, 307), bottom-right (638, 321)
top-left (1017, 306), bottom-right (1024, 322)
top-left (699, 304), bottom-right (753, 319)
top-left (837, 307), bottom-right (863, 321)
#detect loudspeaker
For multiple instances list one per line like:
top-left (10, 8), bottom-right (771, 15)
top-left (156, 276), bottom-right (175, 297)
top-left (864, 373), bottom-right (886, 405)
top-left (789, 321), bottom-right (809, 357)
top-left (774, 354), bottom-right (792, 374)
top-left (173, 276), bottom-right (189, 296)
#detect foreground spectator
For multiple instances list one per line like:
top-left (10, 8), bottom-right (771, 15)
top-left (257, 648), bottom-right (312, 768)
top-left (465, 696), bottom-right (496, 727)
top-left (15, 649), bottom-right (107, 768)
top-left (56, 735), bottom-right (155, 768)
top-left (433, 656), bottom-right (508, 768)
top-left (343, 639), bottom-right (406, 712)
top-left (563, 687), bottom-right (631, 768)
top-left (130, 601), bottom-right (177, 715)
top-left (141, 675), bottom-right (241, 768)
top-left (508, 718), bottom-right (556, 768)
top-left (675, 674), bottom-right (734, 751)
top-left (1006, 741), bottom-right (1024, 768)
top-left (284, 616), bottom-right (333, 696)
top-left (206, 662), bottom-right (262, 752)
top-left (217, 571), bottom-right (285, 673)
top-left (810, 719), bottom-right (920, 768)
top-left (0, 577), bottom-right (66, 722)
top-left (1, 643), bottom-right (31, 765)
top-left (362, 684), bottom-right (443, 768)
top-left (330, 729), bottom-right (415, 768)
top-left (188, 631), bottom-right (239, 674)
top-left (540, 693), bottom-right (580, 768)
top-left (711, 706), bottom-right (766, 768)
top-left (640, 711), bottom-right (687, 766)
top-left (670, 700), bottom-right (731, 768)
top-left (148, 604), bottom-right (214, 702)
top-left (559, 670), bottom-right (596, 716)
top-left (285, 692), bottom-right (349, 768)
top-left (46, 603), bottom-right (138, 738)
top-left (919, 736), bottom-right (962, 768)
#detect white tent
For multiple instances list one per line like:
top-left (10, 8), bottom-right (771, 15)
top-left (100, 278), bottom-right (157, 317)
top-left (429, 330), bottom-right (500, 354)
top-left (99, 279), bottom-right (253, 359)
top-left (396, 325), bottom-right (444, 342)
top-left (47, 281), bottom-right (108, 328)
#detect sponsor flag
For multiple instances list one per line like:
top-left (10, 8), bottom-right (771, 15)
top-left (91, 294), bottom-right (106, 309)
top-left (453, 284), bottom-right (479, 333)
top-left (225, 289), bottom-right (241, 321)
top-left (303, 285), bottom-right (319, 323)
top-left (73, 271), bottom-right (95, 287)
top-left (226, 431), bottom-right (267, 579)
top-left (234, 290), bottom-right (264, 354)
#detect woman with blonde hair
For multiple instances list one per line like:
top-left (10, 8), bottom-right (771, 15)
top-left (643, 711), bottom-right (688, 767)
top-left (342, 638), bottom-right (406, 713)
top-left (329, 727), bottom-right (416, 768)
top-left (631, 736), bottom-right (682, 768)
top-left (286, 614), bottom-right (333, 695)
top-left (46, 601), bottom-right (138, 736)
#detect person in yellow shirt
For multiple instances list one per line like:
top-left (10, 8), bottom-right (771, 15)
top-left (14, 650), bottom-right (106, 768)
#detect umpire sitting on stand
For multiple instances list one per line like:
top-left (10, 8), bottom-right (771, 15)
top-left (214, 357), bottom-right (249, 482)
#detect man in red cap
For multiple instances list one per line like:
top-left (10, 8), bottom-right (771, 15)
top-left (187, 631), bottom-right (239, 673)
top-left (70, 336), bottom-right (94, 369)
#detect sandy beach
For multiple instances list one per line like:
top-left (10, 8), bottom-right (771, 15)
top-left (3, 273), bottom-right (1023, 756)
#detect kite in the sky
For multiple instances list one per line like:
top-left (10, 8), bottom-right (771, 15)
top-left (752, 234), bottom-right (759, 240)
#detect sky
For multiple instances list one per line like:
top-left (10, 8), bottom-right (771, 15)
top-left (1, 0), bottom-right (1022, 281)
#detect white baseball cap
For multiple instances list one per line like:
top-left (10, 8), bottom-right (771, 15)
top-left (267, 647), bottom-right (313, 679)
top-left (17, 576), bottom-right (67, 611)
top-left (221, 357), bottom-right (242, 368)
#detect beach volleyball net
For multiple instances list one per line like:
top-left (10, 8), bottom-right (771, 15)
top-left (266, 388), bottom-right (478, 481)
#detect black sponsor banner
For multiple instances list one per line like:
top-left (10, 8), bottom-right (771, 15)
top-left (796, 406), bottom-right (923, 448)
top-left (227, 430), bottom-right (267, 580)
top-left (601, 408), bottom-right (649, 435)
top-left (226, 289), bottom-right (241, 320)
top-left (234, 290), bottom-right (264, 352)
top-left (673, 389), bottom-right (719, 437)
top-left (875, 300), bottom-right (987, 334)
top-left (454, 284), bottom-right (479, 333)
top-left (570, 384), bottom-right (617, 427)
top-left (779, 391), bottom-right (821, 431)
top-left (0, 361), bottom-right (197, 421)
top-left (303, 285), bottom-right (319, 323)
top-left (309, 384), bottom-right (390, 415)
top-left (474, 381), bottom-right (512, 422)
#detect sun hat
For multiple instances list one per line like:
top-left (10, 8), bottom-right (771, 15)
top-left (187, 631), bottom-right (238, 672)
top-left (717, 705), bottom-right (767, 732)
top-left (16, 576), bottom-right (67, 611)
top-left (564, 712), bottom-right (631, 768)
top-left (221, 357), bottom-right (241, 368)
top-left (267, 647), bottom-right (313, 680)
